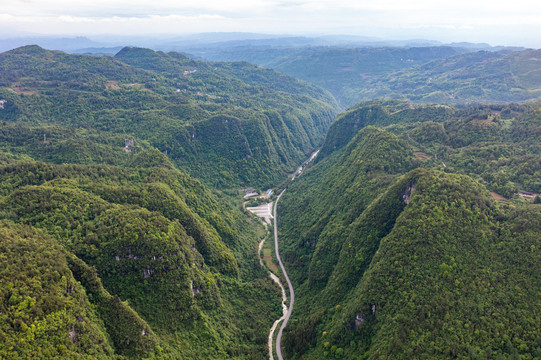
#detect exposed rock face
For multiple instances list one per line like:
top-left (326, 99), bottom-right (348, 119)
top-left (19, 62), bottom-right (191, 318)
top-left (354, 313), bottom-right (365, 329)
top-left (142, 268), bottom-right (155, 278)
top-left (190, 280), bottom-right (202, 296)
top-left (401, 183), bottom-right (416, 204)
top-left (69, 327), bottom-right (78, 344)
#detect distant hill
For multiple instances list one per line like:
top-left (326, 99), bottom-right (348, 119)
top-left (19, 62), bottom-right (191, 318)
top-left (355, 49), bottom-right (541, 105)
top-left (6, 36), bottom-right (537, 108)
top-left (0, 33), bottom-right (473, 55)
top-left (186, 45), bottom-right (540, 107)
top-left (73, 46), bottom-right (125, 55)
top-left (0, 36), bottom-right (101, 53)
top-left (186, 46), bottom-right (468, 106)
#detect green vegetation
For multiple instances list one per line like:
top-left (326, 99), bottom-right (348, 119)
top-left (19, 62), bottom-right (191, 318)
top-left (353, 49), bottom-right (541, 106)
top-left (319, 100), bottom-right (454, 157)
top-left (0, 45), bottom-right (342, 358)
top-left (189, 45), bottom-right (541, 107)
top-left (0, 221), bottom-right (117, 359)
top-left (278, 101), bottom-right (541, 359)
top-left (2, 42), bottom-right (541, 359)
top-left (0, 45), bottom-right (338, 188)
top-left (318, 101), bottom-right (541, 197)
top-left (185, 45), bottom-right (469, 107)
top-left (0, 158), bottom-right (282, 358)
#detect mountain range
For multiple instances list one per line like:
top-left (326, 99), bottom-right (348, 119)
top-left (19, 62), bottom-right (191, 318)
top-left (0, 43), bottom-right (540, 359)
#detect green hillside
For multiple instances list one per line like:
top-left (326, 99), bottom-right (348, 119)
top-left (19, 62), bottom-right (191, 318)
top-left (189, 45), bottom-right (541, 107)
top-left (0, 156), bottom-right (282, 358)
top-left (317, 100), bottom-right (541, 196)
top-left (0, 45), bottom-right (338, 188)
top-left (0, 221), bottom-right (118, 359)
top-left (0, 46), bottom-right (344, 358)
top-left (319, 100), bottom-right (454, 157)
top-left (356, 49), bottom-right (541, 105)
top-left (278, 101), bottom-right (541, 359)
top-left (188, 45), bottom-right (468, 107)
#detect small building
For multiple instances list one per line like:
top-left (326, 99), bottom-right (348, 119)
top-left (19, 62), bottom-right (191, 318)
top-left (519, 191), bottom-right (536, 199)
top-left (244, 192), bottom-right (259, 199)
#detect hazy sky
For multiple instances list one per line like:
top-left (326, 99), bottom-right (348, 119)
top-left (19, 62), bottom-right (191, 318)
top-left (1, 0), bottom-right (540, 47)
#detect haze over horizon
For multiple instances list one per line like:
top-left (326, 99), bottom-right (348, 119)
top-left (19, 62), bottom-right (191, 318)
top-left (1, 0), bottom-right (541, 49)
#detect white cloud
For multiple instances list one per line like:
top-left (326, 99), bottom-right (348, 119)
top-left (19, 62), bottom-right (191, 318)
top-left (1, 0), bottom-right (540, 47)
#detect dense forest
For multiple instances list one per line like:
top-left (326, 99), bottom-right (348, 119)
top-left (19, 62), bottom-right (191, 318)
top-left (0, 46), bottom-right (340, 359)
top-left (278, 100), bottom-right (541, 359)
top-left (0, 45), bottom-right (338, 188)
top-left (1, 43), bottom-right (541, 360)
top-left (0, 156), bottom-right (284, 358)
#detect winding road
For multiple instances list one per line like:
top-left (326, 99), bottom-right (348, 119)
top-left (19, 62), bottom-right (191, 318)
top-left (274, 190), bottom-right (295, 360)
top-left (258, 150), bottom-right (318, 359)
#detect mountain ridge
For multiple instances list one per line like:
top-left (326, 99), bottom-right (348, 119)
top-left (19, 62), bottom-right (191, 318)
top-left (278, 101), bottom-right (541, 359)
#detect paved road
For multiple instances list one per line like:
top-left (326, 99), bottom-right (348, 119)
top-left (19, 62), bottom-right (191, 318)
top-left (274, 190), bottom-right (295, 360)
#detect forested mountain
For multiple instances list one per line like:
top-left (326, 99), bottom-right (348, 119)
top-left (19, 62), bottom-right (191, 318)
top-left (1, 42), bottom-right (541, 360)
top-left (188, 46), bottom-right (469, 107)
top-left (0, 154), bottom-right (282, 358)
top-left (356, 49), bottom-right (541, 105)
top-left (0, 45), bottom-right (338, 188)
top-left (0, 45), bottom-right (341, 358)
top-left (278, 101), bottom-right (541, 359)
top-left (188, 45), bottom-right (541, 107)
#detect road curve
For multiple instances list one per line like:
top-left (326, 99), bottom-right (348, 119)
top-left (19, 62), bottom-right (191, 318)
top-left (274, 190), bottom-right (295, 360)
